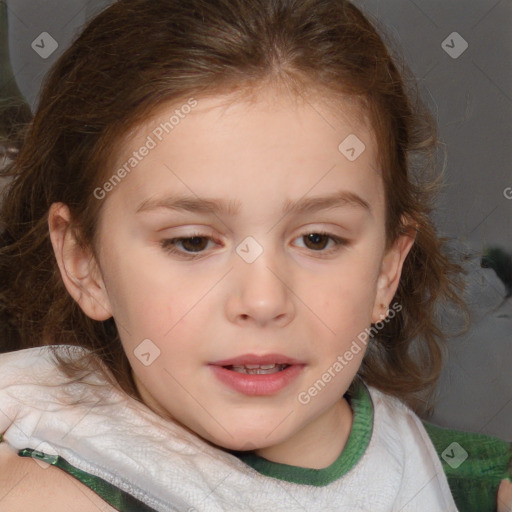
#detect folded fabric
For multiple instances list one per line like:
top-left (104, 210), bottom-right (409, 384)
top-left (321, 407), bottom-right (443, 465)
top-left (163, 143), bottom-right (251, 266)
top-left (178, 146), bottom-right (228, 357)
top-left (0, 345), bottom-right (458, 511)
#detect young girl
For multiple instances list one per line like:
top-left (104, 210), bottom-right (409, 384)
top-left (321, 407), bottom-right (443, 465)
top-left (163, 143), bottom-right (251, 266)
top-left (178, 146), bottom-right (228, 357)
top-left (0, 0), bottom-right (510, 510)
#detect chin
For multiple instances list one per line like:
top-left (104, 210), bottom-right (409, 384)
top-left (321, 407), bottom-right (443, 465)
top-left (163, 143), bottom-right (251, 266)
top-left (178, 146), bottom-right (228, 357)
top-left (199, 426), bottom-right (287, 453)
top-left (211, 437), bottom-right (271, 453)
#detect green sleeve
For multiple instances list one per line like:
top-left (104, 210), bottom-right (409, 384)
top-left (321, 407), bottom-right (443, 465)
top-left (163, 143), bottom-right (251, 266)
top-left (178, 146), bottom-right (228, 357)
top-left (422, 420), bottom-right (512, 512)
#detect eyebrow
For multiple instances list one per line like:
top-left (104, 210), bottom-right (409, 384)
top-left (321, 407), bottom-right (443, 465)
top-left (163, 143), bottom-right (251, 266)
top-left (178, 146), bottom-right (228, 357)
top-left (135, 190), bottom-right (372, 217)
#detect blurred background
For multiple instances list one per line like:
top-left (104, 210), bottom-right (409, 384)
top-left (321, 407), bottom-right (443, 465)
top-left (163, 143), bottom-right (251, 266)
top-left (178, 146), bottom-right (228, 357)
top-left (1, 0), bottom-right (511, 440)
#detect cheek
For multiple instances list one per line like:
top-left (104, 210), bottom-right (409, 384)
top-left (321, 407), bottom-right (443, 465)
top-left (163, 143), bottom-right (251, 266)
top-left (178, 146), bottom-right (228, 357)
top-left (99, 246), bottom-right (173, 335)
top-left (103, 255), bottom-right (213, 349)
top-left (317, 258), bottom-right (379, 321)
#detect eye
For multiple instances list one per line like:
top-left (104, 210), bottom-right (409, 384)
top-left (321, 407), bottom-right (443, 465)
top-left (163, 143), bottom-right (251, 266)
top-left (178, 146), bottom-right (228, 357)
top-left (160, 234), bottom-right (217, 257)
top-left (293, 232), bottom-right (348, 254)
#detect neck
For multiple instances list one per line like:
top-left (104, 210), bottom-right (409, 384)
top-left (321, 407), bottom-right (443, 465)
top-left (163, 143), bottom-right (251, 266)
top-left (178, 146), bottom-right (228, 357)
top-left (254, 397), bottom-right (353, 469)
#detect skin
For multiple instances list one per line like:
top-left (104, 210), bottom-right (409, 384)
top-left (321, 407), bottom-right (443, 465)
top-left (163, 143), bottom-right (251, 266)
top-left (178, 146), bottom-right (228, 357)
top-left (48, 86), bottom-right (416, 470)
top-left (0, 441), bottom-right (117, 511)
top-left (498, 479), bottom-right (512, 512)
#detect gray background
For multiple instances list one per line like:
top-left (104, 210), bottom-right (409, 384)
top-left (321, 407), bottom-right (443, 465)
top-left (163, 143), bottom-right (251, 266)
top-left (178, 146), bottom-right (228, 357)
top-left (4, 0), bottom-right (512, 440)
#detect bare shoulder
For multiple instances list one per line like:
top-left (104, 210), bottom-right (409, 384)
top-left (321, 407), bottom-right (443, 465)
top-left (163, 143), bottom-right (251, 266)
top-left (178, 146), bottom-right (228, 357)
top-left (0, 441), bottom-right (117, 511)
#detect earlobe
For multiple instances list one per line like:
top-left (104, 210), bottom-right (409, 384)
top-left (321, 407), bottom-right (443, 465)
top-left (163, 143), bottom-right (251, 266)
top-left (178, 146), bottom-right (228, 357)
top-left (48, 202), bottom-right (112, 321)
top-left (371, 220), bottom-right (417, 323)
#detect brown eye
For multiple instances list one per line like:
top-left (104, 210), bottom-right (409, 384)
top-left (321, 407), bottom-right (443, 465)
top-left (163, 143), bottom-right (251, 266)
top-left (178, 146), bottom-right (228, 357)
top-left (180, 236), bottom-right (209, 252)
top-left (303, 233), bottom-right (330, 250)
top-left (160, 234), bottom-right (216, 257)
top-left (293, 231), bottom-right (349, 257)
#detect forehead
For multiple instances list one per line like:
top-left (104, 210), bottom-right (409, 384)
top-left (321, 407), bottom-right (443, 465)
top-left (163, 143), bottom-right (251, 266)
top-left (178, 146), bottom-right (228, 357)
top-left (115, 84), bottom-right (376, 160)
top-left (102, 86), bottom-right (383, 217)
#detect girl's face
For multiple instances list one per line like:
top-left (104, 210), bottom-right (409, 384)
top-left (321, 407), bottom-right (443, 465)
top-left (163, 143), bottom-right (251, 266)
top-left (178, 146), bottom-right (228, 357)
top-left (54, 87), bottom-right (414, 465)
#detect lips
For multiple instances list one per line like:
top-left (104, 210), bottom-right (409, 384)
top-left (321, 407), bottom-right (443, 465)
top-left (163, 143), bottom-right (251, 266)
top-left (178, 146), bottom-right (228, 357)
top-left (209, 354), bottom-right (305, 396)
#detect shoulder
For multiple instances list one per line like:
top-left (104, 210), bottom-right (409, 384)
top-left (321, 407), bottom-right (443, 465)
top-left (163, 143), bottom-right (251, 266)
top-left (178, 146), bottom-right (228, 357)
top-left (365, 384), bottom-right (442, 464)
top-left (366, 384), bottom-right (424, 431)
top-left (0, 441), bottom-right (117, 512)
top-left (364, 385), bottom-right (458, 509)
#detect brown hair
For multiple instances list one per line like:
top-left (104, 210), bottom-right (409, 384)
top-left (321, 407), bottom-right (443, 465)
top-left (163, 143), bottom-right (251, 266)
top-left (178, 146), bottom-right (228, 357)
top-left (0, 0), bottom-right (469, 415)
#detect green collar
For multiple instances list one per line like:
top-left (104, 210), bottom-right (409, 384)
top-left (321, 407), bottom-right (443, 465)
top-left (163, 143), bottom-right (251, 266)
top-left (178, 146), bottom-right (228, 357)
top-left (232, 378), bottom-right (374, 486)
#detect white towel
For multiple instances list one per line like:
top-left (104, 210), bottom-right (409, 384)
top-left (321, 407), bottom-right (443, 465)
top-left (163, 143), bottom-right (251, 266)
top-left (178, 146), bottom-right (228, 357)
top-left (0, 345), bottom-right (458, 511)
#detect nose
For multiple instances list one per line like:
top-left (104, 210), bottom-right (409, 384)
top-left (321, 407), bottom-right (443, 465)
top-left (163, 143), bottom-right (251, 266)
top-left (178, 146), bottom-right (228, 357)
top-left (225, 248), bottom-right (295, 328)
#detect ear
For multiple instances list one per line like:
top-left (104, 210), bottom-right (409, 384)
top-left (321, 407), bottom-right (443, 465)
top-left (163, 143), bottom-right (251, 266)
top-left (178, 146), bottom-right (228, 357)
top-left (371, 218), bottom-right (417, 323)
top-left (48, 202), bottom-right (112, 321)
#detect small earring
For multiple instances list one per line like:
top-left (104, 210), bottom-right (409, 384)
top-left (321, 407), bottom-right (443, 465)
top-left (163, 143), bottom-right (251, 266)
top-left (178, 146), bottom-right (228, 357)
top-left (379, 303), bottom-right (388, 320)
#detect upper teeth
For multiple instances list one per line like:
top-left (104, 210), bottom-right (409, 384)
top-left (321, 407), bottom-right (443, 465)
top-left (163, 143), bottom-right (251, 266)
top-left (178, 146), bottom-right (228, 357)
top-left (230, 364), bottom-right (287, 375)
top-left (244, 364), bottom-right (277, 370)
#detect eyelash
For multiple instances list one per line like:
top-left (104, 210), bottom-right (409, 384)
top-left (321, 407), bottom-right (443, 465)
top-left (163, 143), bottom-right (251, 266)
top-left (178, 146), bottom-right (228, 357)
top-left (159, 231), bottom-right (349, 259)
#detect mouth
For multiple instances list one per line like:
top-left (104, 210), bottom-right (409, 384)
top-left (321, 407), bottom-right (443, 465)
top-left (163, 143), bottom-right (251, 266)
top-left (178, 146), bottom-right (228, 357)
top-left (209, 354), bottom-right (305, 395)
top-left (210, 353), bottom-right (303, 372)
